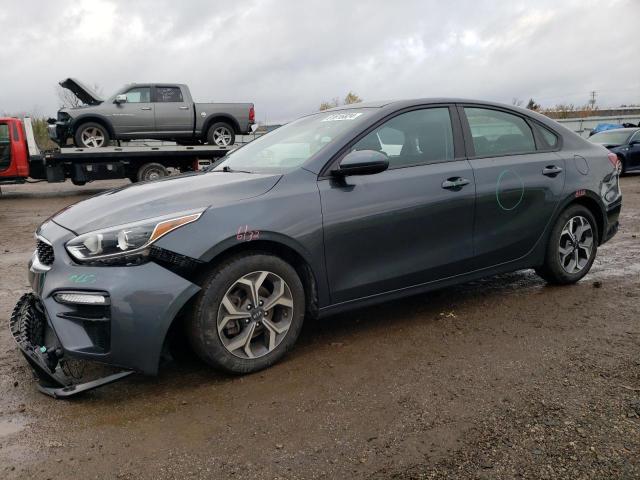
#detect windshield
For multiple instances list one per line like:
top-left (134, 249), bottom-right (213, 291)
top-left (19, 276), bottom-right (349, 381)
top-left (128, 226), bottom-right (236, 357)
top-left (589, 130), bottom-right (633, 145)
top-left (216, 109), bottom-right (372, 173)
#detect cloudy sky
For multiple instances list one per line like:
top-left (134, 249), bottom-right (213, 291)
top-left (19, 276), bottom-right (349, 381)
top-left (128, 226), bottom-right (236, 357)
top-left (0, 0), bottom-right (638, 123)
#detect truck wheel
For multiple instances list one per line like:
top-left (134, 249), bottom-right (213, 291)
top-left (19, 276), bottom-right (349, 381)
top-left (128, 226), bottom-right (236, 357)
top-left (137, 163), bottom-right (169, 182)
top-left (74, 122), bottom-right (110, 148)
top-left (206, 122), bottom-right (235, 147)
top-left (187, 253), bottom-right (305, 374)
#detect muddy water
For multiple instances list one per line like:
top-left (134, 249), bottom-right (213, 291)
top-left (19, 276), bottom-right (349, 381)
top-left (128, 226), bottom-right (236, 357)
top-left (0, 177), bottom-right (638, 479)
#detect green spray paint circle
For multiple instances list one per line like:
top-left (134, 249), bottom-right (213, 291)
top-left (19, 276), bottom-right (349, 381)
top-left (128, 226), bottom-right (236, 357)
top-left (496, 169), bottom-right (524, 211)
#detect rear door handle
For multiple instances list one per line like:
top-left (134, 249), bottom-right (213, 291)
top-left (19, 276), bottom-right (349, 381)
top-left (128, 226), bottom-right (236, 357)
top-left (141, 107), bottom-right (152, 111)
top-left (542, 165), bottom-right (563, 177)
top-left (178, 106), bottom-right (189, 110)
top-left (441, 177), bottom-right (471, 190)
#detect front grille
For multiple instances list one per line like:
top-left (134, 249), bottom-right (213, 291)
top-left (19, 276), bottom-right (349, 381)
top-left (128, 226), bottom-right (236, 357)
top-left (36, 240), bottom-right (55, 266)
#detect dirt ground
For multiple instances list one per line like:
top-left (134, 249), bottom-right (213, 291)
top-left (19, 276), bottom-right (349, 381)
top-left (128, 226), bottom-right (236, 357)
top-left (0, 177), bottom-right (638, 480)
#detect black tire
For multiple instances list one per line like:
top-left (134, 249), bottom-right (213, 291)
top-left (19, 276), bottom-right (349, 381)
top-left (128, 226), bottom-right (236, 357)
top-left (136, 162), bottom-right (169, 182)
top-left (74, 122), bottom-right (110, 148)
top-left (206, 121), bottom-right (235, 147)
top-left (71, 178), bottom-right (86, 186)
top-left (535, 204), bottom-right (598, 285)
top-left (187, 253), bottom-right (306, 374)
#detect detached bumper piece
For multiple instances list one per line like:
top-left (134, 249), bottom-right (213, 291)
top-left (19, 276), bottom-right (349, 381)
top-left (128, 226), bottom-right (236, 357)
top-left (10, 293), bottom-right (133, 398)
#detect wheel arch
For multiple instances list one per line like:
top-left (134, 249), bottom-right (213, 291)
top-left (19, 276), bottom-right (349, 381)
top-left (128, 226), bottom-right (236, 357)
top-left (201, 237), bottom-right (320, 320)
top-left (202, 115), bottom-right (241, 139)
top-left (71, 115), bottom-right (116, 138)
top-left (555, 192), bottom-right (606, 245)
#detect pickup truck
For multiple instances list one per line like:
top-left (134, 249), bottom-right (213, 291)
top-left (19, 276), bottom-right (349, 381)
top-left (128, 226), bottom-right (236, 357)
top-left (50, 79), bottom-right (255, 148)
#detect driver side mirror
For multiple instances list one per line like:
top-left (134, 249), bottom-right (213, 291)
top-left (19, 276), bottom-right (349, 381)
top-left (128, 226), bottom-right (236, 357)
top-left (114, 94), bottom-right (127, 104)
top-left (332, 150), bottom-right (389, 177)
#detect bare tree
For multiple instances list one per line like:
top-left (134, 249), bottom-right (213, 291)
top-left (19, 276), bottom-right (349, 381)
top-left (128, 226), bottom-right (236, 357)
top-left (344, 91), bottom-right (363, 105)
top-left (319, 92), bottom-right (363, 111)
top-left (512, 98), bottom-right (523, 107)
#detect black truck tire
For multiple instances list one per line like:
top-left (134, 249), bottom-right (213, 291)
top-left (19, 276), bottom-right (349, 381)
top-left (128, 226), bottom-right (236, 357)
top-left (137, 163), bottom-right (169, 182)
top-left (74, 122), bottom-right (110, 148)
top-left (206, 122), bottom-right (235, 147)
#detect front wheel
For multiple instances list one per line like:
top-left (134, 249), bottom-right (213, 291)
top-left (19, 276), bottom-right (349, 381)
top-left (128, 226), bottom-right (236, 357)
top-left (535, 205), bottom-right (598, 285)
top-left (187, 253), bottom-right (305, 374)
top-left (206, 122), bottom-right (235, 147)
top-left (74, 122), bottom-right (110, 148)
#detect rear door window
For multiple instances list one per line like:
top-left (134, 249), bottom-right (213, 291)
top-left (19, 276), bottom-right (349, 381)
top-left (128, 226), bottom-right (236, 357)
top-left (464, 107), bottom-right (536, 156)
top-left (155, 87), bottom-right (183, 103)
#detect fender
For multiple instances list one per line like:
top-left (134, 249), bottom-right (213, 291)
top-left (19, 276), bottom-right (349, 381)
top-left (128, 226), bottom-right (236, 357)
top-left (550, 188), bottom-right (607, 243)
top-left (200, 114), bottom-right (241, 138)
top-left (69, 114), bottom-right (116, 138)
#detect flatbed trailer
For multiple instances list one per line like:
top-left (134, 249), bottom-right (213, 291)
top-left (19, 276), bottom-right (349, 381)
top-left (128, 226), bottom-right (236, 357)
top-left (0, 117), bottom-right (233, 187)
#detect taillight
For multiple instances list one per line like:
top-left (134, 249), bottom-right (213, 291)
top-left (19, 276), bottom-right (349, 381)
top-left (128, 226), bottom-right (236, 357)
top-left (607, 152), bottom-right (621, 173)
top-left (249, 106), bottom-right (255, 123)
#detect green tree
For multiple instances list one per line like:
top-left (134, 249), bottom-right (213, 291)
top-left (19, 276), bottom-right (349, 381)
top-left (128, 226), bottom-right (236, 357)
top-left (526, 98), bottom-right (540, 111)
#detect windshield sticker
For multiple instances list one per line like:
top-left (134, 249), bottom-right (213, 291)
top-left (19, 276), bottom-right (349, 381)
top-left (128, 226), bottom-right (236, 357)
top-left (321, 113), bottom-right (363, 122)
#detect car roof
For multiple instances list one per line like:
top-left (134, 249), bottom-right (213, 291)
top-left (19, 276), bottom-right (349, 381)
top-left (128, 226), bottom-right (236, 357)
top-left (326, 98), bottom-right (519, 111)
top-left (593, 127), bottom-right (639, 133)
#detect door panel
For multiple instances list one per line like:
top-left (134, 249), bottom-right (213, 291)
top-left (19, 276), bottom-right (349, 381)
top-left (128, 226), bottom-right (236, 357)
top-left (104, 87), bottom-right (154, 136)
top-left (319, 160), bottom-right (476, 304)
top-left (471, 152), bottom-right (565, 267)
top-left (153, 86), bottom-right (193, 135)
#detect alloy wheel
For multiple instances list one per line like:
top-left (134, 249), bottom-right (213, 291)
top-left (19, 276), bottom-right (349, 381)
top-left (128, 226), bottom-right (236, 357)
top-left (217, 271), bottom-right (294, 359)
top-left (212, 126), bottom-right (233, 146)
top-left (558, 216), bottom-right (594, 274)
top-left (80, 127), bottom-right (106, 148)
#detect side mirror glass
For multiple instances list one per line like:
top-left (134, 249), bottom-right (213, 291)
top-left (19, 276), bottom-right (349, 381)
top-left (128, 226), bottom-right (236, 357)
top-left (333, 150), bottom-right (389, 176)
top-left (114, 94), bottom-right (127, 104)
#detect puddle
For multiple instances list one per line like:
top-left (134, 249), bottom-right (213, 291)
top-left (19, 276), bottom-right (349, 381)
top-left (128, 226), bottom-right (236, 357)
top-left (0, 416), bottom-right (27, 438)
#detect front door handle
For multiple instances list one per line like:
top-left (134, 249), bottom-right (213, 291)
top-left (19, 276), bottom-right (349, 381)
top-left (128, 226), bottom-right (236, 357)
top-left (178, 106), bottom-right (189, 110)
top-left (441, 177), bottom-right (471, 190)
top-left (141, 107), bottom-right (152, 111)
top-left (542, 165), bottom-right (563, 177)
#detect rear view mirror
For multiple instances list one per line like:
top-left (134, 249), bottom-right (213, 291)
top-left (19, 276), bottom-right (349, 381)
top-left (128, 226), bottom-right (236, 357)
top-left (114, 94), bottom-right (127, 104)
top-left (333, 150), bottom-right (389, 176)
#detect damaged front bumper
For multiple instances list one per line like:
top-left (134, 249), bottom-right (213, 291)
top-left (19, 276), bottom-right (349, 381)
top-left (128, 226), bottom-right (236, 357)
top-left (10, 293), bottom-right (133, 398)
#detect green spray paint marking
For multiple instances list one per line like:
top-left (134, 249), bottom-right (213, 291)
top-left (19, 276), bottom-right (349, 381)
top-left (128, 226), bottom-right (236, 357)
top-left (495, 169), bottom-right (524, 211)
top-left (68, 274), bottom-right (97, 284)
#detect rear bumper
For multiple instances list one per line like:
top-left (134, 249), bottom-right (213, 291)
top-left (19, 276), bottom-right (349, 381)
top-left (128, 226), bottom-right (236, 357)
top-left (602, 199), bottom-right (622, 244)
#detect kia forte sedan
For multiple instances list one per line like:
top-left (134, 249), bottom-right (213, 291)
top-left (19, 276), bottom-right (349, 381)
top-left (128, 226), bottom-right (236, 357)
top-left (10, 99), bottom-right (622, 397)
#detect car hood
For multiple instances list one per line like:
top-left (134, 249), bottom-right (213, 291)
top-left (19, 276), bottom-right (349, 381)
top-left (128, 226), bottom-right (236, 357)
top-left (59, 78), bottom-right (103, 106)
top-left (52, 171), bottom-right (282, 234)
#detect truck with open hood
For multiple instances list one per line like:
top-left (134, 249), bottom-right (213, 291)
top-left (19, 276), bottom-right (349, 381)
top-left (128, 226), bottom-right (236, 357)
top-left (50, 78), bottom-right (255, 148)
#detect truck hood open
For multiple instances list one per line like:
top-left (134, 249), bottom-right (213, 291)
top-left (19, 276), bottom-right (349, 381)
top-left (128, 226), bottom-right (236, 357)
top-left (51, 171), bottom-right (282, 234)
top-left (59, 78), bottom-right (104, 106)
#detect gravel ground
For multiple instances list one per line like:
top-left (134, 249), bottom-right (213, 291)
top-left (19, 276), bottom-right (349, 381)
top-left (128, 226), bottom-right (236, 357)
top-left (0, 177), bottom-right (638, 479)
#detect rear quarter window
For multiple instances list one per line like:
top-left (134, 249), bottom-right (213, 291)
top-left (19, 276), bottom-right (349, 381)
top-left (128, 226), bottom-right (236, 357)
top-left (535, 123), bottom-right (559, 149)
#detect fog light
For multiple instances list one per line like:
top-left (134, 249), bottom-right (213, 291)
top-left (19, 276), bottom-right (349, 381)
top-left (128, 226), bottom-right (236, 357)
top-left (54, 292), bottom-right (108, 305)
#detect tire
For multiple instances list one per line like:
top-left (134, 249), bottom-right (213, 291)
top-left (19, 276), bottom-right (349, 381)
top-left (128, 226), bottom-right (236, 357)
top-left (136, 162), bottom-right (169, 182)
top-left (206, 122), bottom-right (235, 147)
top-left (187, 253), bottom-right (305, 374)
top-left (535, 204), bottom-right (598, 285)
top-left (74, 122), bottom-right (110, 148)
top-left (71, 178), bottom-right (86, 186)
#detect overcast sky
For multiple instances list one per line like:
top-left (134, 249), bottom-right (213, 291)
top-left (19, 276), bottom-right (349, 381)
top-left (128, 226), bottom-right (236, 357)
top-left (1, 0), bottom-right (638, 123)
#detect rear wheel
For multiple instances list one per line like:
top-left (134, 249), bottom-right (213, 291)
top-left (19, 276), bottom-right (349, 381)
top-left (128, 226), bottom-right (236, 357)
top-left (535, 204), bottom-right (598, 284)
top-left (187, 253), bottom-right (305, 374)
top-left (136, 162), bottom-right (169, 182)
top-left (74, 122), bottom-right (110, 148)
top-left (206, 122), bottom-right (235, 147)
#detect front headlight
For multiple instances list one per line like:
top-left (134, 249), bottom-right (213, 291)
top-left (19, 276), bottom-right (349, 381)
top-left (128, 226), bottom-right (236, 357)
top-left (65, 211), bottom-right (203, 264)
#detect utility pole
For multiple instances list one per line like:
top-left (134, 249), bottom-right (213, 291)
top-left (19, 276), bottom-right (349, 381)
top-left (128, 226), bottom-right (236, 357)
top-left (588, 90), bottom-right (597, 109)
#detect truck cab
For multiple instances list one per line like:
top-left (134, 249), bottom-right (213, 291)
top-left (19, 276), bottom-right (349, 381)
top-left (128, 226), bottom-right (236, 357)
top-left (0, 117), bottom-right (29, 183)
